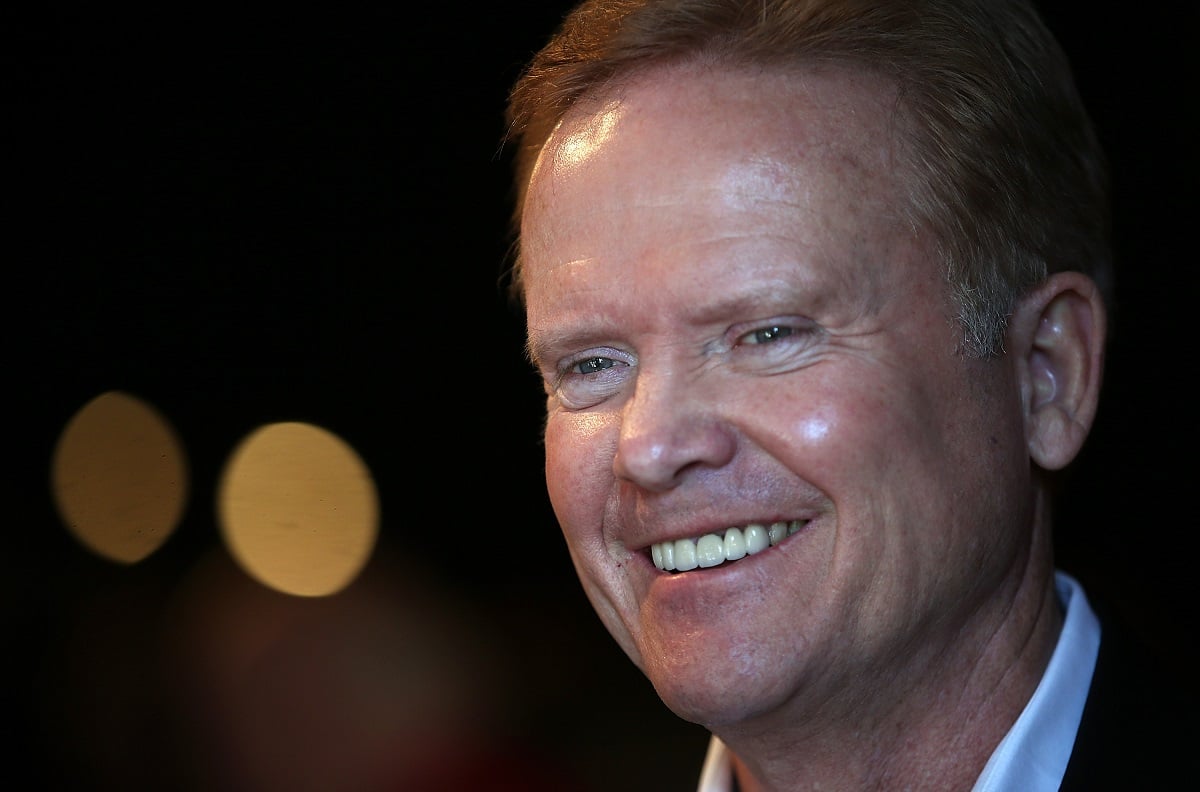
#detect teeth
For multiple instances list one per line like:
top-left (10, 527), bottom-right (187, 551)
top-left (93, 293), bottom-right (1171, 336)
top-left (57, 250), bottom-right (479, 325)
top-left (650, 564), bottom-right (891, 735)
top-left (651, 520), bottom-right (806, 572)
top-left (745, 523), bottom-right (769, 554)
top-left (723, 528), bottom-right (746, 562)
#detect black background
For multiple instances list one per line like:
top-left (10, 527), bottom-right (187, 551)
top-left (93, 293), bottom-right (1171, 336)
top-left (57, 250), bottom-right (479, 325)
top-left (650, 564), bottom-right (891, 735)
top-left (8, 3), bottom-right (1197, 790)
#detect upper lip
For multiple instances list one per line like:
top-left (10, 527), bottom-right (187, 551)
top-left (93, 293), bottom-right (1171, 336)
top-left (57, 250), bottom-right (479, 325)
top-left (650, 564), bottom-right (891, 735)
top-left (611, 474), bottom-right (828, 551)
top-left (627, 515), bottom-right (815, 552)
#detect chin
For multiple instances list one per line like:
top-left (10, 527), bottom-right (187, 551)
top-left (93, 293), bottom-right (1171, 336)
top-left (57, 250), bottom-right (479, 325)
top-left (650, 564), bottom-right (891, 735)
top-left (641, 639), bottom-right (798, 729)
top-left (653, 677), bottom-right (788, 730)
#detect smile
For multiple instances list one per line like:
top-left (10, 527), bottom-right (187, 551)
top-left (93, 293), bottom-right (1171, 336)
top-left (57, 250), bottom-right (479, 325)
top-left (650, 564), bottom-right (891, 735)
top-left (650, 520), bottom-right (807, 572)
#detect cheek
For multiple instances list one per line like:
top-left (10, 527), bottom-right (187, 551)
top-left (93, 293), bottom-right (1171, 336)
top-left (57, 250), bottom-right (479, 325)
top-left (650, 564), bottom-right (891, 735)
top-left (543, 413), bottom-right (617, 533)
top-left (769, 395), bottom-right (879, 469)
top-left (761, 380), bottom-right (930, 496)
top-left (794, 412), bottom-right (833, 444)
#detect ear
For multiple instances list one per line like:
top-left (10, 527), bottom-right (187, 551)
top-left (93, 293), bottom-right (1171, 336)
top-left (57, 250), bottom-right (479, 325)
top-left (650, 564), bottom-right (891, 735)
top-left (1008, 272), bottom-right (1107, 471)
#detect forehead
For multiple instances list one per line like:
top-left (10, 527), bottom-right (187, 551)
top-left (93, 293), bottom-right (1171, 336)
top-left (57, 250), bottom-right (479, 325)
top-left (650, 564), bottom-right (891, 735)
top-left (521, 63), bottom-right (913, 290)
top-left (520, 63), bottom-right (914, 303)
top-left (524, 60), bottom-right (906, 227)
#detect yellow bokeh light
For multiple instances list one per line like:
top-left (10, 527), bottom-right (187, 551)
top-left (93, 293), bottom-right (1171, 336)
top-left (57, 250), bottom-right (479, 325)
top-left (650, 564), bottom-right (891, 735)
top-left (51, 390), bottom-right (188, 564)
top-left (217, 421), bottom-right (379, 597)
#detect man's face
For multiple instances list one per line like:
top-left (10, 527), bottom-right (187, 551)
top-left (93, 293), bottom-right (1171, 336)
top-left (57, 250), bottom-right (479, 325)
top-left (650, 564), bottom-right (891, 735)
top-left (521, 64), bottom-right (1035, 729)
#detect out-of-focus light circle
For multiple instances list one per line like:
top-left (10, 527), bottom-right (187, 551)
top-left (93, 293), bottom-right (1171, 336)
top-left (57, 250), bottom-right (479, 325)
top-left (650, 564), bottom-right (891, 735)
top-left (217, 421), bottom-right (379, 597)
top-left (51, 390), bottom-right (188, 564)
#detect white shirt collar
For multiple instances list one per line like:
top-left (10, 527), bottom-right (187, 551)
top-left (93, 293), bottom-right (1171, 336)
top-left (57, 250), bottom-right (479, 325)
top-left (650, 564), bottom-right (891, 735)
top-left (697, 571), bottom-right (1100, 792)
top-left (969, 571), bottom-right (1100, 791)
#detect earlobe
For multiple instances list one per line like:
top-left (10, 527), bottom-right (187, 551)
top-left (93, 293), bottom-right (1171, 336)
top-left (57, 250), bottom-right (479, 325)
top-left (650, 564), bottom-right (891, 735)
top-left (1011, 272), bottom-right (1107, 471)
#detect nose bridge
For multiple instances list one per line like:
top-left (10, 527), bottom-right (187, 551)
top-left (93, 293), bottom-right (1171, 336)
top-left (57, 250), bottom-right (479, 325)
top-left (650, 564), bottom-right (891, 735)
top-left (613, 360), bottom-right (734, 491)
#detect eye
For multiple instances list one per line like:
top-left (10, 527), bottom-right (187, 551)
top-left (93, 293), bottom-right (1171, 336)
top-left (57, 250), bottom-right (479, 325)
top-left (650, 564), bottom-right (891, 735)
top-left (741, 325), bottom-right (795, 345)
top-left (575, 356), bottom-right (622, 374)
top-left (548, 349), bottom-right (635, 410)
top-left (727, 318), bottom-right (823, 373)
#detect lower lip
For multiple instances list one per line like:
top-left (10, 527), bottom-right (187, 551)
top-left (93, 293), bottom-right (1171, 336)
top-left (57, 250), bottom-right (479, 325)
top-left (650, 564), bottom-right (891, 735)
top-left (639, 544), bottom-right (778, 621)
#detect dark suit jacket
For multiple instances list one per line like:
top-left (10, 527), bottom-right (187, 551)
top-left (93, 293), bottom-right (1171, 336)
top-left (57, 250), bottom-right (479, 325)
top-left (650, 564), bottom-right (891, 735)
top-left (1059, 597), bottom-right (1198, 790)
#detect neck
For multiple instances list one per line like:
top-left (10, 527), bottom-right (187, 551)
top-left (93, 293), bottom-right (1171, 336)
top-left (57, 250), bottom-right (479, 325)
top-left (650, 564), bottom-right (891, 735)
top-left (718, 525), bottom-right (1064, 791)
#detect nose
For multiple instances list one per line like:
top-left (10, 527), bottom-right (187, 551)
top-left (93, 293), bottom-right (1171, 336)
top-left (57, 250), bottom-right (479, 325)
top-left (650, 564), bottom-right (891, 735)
top-left (612, 372), bottom-right (736, 492)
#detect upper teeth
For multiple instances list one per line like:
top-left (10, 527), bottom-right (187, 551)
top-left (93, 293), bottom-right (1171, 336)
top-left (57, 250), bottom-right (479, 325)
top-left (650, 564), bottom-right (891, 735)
top-left (651, 520), bottom-right (805, 572)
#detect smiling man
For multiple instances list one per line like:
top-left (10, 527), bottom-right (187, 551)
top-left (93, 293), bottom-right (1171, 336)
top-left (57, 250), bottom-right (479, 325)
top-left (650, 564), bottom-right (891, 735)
top-left (502, 1), bottom-right (1189, 789)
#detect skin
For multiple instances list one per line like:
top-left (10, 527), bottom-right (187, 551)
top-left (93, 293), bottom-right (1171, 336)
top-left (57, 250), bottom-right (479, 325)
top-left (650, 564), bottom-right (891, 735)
top-left (520, 61), bottom-right (1103, 790)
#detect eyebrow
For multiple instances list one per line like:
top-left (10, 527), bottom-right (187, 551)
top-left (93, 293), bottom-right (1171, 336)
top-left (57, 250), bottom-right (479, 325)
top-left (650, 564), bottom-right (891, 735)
top-left (524, 272), bottom-right (827, 368)
top-left (525, 312), bottom-right (616, 369)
